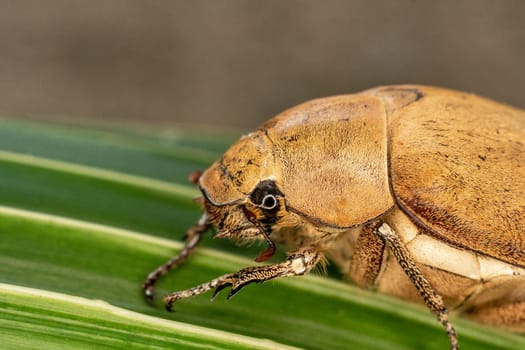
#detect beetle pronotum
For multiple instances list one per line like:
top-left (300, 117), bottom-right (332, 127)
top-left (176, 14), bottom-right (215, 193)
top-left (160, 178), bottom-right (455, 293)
top-left (143, 85), bottom-right (525, 350)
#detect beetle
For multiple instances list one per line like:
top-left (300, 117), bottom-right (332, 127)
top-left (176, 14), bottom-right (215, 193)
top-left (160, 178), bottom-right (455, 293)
top-left (143, 85), bottom-right (525, 350)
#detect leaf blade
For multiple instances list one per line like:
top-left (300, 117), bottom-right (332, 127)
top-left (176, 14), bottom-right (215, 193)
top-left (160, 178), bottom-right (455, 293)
top-left (0, 283), bottom-right (300, 350)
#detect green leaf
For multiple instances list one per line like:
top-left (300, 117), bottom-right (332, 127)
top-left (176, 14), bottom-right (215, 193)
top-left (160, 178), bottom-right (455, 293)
top-left (0, 118), bottom-right (523, 349)
top-left (0, 283), bottom-right (299, 350)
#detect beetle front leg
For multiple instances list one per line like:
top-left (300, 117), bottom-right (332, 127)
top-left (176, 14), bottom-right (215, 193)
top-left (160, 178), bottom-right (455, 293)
top-left (143, 213), bottom-right (210, 303)
top-left (164, 247), bottom-right (322, 311)
top-left (376, 223), bottom-right (459, 350)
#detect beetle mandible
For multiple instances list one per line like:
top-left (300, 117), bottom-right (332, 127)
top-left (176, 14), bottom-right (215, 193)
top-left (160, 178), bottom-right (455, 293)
top-left (143, 85), bottom-right (525, 350)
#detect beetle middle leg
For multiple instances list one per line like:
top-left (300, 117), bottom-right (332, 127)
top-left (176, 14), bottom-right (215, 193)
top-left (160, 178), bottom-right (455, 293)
top-left (164, 247), bottom-right (322, 311)
top-left (376, 223), bottom-right (459, 350)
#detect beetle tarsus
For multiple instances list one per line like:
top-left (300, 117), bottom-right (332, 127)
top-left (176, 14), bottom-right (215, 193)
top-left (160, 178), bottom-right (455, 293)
top-left (438, 312), bottom-right (459, 350)
top-left (163, 247), bottom-right (322, 309)
top-left (142, 213), bottom-right (209, 303)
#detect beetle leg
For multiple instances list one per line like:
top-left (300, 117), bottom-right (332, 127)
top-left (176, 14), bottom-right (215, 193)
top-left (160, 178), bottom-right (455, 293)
top-left (350, 222), bottom-right (385, 288)
top-left (464, 300), bottom-right (525, 331)
top-left (164, 247), bottom-right (322, 311)
top-left (376, 223), bottom-right (459, 350)
top-left (143, 213), bottom-right (210, 303)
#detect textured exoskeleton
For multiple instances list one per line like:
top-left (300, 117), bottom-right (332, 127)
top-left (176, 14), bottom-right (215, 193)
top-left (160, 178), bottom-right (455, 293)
top-left (144, 85), bottom-right (525, 350)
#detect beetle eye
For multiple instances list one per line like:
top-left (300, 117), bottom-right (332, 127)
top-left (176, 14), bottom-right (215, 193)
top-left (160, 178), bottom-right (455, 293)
top-left (261, 194), bottom-right (277, 210)
top-left (250, 179), bottom-right (283, 212)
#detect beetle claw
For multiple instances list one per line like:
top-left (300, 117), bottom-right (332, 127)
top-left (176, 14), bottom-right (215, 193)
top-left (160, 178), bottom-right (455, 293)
top-left (165, 298), bottom-right (176, 312)
top-left (211, 283), bottom-right (231, 300)
top-left (212, 281), bottom-right (253, 300)
top-left (144, 287), bottom-right (155, 304)
top-left (227, 281), bottom-right (252, 300)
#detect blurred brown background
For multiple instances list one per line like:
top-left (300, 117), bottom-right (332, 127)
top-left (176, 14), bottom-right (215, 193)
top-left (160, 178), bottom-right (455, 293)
top-left (0, 0), bottom-right (523, 129)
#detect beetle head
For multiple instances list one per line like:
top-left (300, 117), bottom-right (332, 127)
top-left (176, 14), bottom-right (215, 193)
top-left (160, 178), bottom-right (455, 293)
top-left (198, 131), bottom-right (289, 260)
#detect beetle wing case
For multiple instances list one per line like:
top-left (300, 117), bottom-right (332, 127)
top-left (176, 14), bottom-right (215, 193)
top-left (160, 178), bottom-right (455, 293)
top-left (375, 86), bottom-right (525, 267)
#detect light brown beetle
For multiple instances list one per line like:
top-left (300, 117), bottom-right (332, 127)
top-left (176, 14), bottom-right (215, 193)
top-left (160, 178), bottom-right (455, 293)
top-left (144, 85), bottom-right (525, 350)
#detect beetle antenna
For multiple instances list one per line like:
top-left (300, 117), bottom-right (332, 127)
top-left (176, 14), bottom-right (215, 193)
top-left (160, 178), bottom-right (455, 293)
top-left (187, 170), bottom-right (203, 184)
top-left (253, 221), bottom-right (276, 262)
top-left (241, 206), bottom-right (276, 262)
